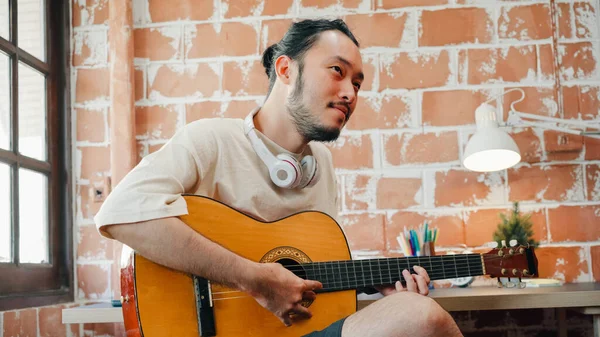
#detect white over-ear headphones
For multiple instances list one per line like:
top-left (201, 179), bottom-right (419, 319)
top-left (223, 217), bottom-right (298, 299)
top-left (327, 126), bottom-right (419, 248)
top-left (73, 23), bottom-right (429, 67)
top-left (244, 108), bottom-right (320, 189)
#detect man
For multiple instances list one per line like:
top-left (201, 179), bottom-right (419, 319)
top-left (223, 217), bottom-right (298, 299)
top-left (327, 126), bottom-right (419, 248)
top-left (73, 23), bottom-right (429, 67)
top-left (94, 19), bottom-right (463, 337)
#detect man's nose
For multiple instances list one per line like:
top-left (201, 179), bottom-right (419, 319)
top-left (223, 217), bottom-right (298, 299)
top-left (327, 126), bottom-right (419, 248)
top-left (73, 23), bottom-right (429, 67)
top-left (339, 80), bottom-right (356, 104)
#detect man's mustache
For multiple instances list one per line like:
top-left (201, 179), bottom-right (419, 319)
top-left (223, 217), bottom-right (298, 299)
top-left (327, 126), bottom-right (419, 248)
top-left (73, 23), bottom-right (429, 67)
top-left (328, 102), bottom-right (351, 121)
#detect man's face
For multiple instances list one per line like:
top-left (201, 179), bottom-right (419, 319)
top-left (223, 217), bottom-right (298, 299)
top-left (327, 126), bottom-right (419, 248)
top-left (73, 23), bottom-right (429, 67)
top-left (286, 30), bottom-right (364, 142)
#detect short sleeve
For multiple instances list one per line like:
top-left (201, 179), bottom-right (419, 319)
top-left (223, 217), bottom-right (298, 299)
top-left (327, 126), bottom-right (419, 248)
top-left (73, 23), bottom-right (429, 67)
top-left (93, 121), bottom-right (217, 239)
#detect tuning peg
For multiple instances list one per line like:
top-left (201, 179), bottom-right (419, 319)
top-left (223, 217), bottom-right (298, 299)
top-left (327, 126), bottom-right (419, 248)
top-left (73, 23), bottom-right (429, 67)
top-left (518, 277), bottom-right (526, 289)
top-left (496, 278), bottom-right (503, 288)
top-left (501, 240), bottom-right (507, 248)
top-left (505, 277), bottom-right (515, 288)
top-left (509, 239), bottom-right (518, 247)
top-left (484, 241), bottom-right (499, 248)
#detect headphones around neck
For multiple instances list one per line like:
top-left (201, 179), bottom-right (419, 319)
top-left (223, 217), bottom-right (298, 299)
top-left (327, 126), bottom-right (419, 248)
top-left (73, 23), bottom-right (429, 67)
top-left (243, 109), bottom-right (320, 189)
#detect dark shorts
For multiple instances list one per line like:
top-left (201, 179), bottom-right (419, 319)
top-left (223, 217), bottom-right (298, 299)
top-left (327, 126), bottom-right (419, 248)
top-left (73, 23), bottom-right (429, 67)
top-left (302, 318), bottom-right (346, 337)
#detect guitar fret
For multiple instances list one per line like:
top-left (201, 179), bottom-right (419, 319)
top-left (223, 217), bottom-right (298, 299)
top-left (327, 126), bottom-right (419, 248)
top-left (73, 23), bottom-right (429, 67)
top-left (452, 254), bottom-right (458, 279)
top-left (387, 259), bottom-right (392, 284)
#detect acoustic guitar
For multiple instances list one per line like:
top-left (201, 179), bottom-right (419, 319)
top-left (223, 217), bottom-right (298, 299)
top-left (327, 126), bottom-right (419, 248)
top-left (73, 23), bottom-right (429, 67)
top-left (119, 194), bottom-right (538, 337)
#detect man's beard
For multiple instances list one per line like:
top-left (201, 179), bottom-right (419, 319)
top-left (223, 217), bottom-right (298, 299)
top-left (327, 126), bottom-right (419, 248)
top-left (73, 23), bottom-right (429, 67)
top-left (286, 65), bottom-right (342, 143)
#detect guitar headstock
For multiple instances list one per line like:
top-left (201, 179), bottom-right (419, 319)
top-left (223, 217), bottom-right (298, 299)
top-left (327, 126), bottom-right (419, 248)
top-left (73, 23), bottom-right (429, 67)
top-left (482, 244), bottom-right (538, 278)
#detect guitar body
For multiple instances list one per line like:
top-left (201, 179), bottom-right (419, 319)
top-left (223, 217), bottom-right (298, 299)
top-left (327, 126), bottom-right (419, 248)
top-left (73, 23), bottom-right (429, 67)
top-left (121, 195), bottom-right (356, 337)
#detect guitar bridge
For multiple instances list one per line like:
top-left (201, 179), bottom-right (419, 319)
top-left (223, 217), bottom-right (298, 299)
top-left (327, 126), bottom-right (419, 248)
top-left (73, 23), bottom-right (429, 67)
top-left (193, 276), bottom-right (216, 336)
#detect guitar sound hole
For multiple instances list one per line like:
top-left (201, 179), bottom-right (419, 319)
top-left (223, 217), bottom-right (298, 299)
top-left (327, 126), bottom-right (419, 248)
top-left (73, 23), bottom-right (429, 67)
top-left (278, 258), bottom-right (307, 280)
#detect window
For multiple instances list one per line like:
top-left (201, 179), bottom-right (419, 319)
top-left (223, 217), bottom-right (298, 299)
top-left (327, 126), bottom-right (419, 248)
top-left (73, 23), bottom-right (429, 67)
top-left (0, 0), bottom-right (71, 310)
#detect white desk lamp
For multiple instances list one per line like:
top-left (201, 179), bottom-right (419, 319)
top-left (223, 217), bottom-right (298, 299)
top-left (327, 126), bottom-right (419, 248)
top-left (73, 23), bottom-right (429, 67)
top-left (463, 88), bottom-right (600, 172)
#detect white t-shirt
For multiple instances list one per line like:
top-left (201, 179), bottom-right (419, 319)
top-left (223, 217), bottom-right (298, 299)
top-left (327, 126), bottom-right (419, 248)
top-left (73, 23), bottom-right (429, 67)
top-left (93, 117), bottom-right (339, 239)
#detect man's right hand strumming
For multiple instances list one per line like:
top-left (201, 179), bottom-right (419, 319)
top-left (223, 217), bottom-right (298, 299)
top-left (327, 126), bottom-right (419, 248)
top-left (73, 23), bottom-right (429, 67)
top-left (243, 262), bottom-right (323, 327)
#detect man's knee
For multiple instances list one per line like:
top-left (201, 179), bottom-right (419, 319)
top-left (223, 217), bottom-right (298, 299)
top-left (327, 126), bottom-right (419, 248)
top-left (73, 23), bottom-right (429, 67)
top-left (386, 293), bottom-right (461, 336)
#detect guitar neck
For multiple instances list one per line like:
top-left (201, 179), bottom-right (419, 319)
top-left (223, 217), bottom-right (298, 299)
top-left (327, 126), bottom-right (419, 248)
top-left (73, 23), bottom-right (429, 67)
top-left (295, 254), bottom-right (485, 293)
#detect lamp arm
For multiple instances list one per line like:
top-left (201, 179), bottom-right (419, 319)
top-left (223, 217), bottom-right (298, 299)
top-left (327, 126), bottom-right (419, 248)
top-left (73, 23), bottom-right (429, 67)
top-left (505, 110), bottom-right (600, 137)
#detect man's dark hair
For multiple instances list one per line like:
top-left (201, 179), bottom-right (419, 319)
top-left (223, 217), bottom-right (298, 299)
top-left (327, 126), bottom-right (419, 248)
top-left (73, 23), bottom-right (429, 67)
top-left (261, 19), bottom-right (359, 96)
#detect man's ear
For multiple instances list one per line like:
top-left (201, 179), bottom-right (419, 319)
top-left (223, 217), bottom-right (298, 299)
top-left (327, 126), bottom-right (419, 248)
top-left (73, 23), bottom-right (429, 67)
top-left (274, 55), bottom-right (293, 85)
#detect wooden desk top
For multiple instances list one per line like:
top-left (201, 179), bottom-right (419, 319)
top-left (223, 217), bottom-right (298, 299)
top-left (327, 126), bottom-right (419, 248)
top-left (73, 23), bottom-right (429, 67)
top-left (359, 283), bottom-right (600, 312)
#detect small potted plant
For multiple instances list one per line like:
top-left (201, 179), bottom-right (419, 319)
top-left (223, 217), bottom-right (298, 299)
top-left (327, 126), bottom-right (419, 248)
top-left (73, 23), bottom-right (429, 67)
top-left (492, 201), bottom-right (538, 287)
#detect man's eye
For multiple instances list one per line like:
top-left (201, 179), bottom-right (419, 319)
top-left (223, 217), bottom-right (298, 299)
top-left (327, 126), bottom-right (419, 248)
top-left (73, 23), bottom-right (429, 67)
top-left (354, 83), bottom-right (361, 90)
top-left (332, 66), bottom-right (342, 74)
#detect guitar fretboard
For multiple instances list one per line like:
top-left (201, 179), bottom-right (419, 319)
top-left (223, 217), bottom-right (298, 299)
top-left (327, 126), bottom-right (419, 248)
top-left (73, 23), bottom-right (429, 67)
top-left (289, 254), bottom-right (484, 292)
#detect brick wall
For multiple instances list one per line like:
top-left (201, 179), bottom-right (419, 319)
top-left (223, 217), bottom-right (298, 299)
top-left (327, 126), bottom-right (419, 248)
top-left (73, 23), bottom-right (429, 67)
top-left (2, 0), bottom-right (599, 336)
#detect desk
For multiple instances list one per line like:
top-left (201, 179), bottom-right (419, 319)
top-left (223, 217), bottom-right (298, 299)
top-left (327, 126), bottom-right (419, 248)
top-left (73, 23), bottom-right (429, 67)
top-left (63, 283), bottom-right (600, 336)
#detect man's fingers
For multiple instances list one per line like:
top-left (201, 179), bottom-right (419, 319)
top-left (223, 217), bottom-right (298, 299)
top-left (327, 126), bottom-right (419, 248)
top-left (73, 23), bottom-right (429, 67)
top-left (395, 280), bottom-right (405, 292)
top-left (413, 265), bottom-right (431, 284)
top-left (402, 269), bottom-right (417, 292)
top-left (304, 280), bottom-right (323, 291)
top-left (290, 304), bottom-right (312, 320)
top-left (303, 291), bottom-right (317, 301)
top-left (413, 275), bottom-right (429, 296)
top-left (280, 314), bottom-right (292, 327)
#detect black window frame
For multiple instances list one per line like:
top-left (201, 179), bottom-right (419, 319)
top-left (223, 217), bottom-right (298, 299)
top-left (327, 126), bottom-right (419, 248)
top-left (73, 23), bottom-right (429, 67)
top-left (0, 0), bottom-right (73, 311)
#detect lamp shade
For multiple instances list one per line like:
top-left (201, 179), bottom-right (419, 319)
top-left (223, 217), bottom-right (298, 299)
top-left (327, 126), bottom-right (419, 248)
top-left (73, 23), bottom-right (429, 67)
top-left (463, 104), bottom-right (521, 172)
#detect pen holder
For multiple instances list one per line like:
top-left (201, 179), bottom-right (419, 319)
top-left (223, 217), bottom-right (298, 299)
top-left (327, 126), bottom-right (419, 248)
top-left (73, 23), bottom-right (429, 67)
top-left (421, 241), bottom-right (436, 256)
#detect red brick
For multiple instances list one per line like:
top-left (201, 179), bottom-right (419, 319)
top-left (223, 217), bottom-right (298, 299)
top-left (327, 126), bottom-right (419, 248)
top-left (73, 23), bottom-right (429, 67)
top-left (385, 211), bottom-right (465, 249)
top-left (79, 184), bottom-right (103, 219)
top-left (327, 134), bottom-right (373, 169)
top-left (136, 105), bottom-right (180, 140)
top-left (79, 146), bottom-right (110, 180)
top-left (508, 165), bottom-right (584, 202)
top-left (134, 27), bottom-right (181, 61)
top-left (77, 264), bottom-right (110, 299)
top-left (466, 45), bottom-right (538, 84)
top-left (223, 0), bottom-right (294, 18)
top-left (149, 143), bottom-right (166, 154)
top-left (539, 44), bottom-right (556, 81)
top-left (135, 67), bottom-right (145, 101)
top-left (72, 0), bottom-right (108, 27)
top-left (574, 2), bottom-right (596, 38)
top-left (549, 205), bottom-right (600, 242)
top-left (301, 0), bottom-right (363, 9)
top-left (222, 100), bottom-right (261, 119)
top-left (148, 0), bottom-right (214, 22)
top-left (380, 50), bottom-right (451, 89)
top-left (499, 4), bottom-right (552, 41)
top-left (76, 67), bottom-right (109, 103)
top-left (360, 55), bottom-right (376, 92)
top-left (502, 87), bottom-right (558, 121)
top-left (512, 128), bottom-right (543, 164)
top-left (535, 247), bottom-right (589, 282)
top-left (378, 0), bottom-right (448, 8)
top-left (558, 3), bottom-right (574, 39)
top-left (73, 30), bottom-right (106, 66)
top-left (422, 90), bottom-right (492, 126)
top-left (559, 42), bottom-right (598, 81)
top-left (377, 177), bottom-right (422, 209)
top-left (345, 13), bottom-right (411, 48)
top-left (223, 60), bottom-right (269, 96)
top-left (39, 305), bottom-right (66, 337)
top-left (420, 8), bottom-right (493, 46)
top-left (585, 137), bottom-right (600, 160)
top-left (434, 170), bottom-right (505, 207)
top-left (83, 323), bottom-right (116, 337)
top-left (186, 22), bottom-right (258, 58)
top-left (544, 130), bottom-right (584, 162)
top-left (592, 246), bottom-right (600, 281)
top-left (340, 213), bottom-right (385, 251)
top-left (344, 174), bottom-right (377, 211)
top-left (562, 85), bottom-right (600, 120)
top-left (3, 308), bottom-right (38, 337)
top-left (185, 101), bottom-right (223, 123)
top-left (347, 94), bottom-right (412, 130)
top-left (76, 108), bottom-right (105, 143)
top-left (383, 132), bottom-right (458, 166)
top-left (587, 164), bottom-right (600, 201)
top-left (148, 64), bottom-right (219, 99)
top-left (78, 225), bottom-right (113, 261)
top-left (260, 19), bottom-right (294, 53)
top-left (464, 208), bottom-right (547, 247)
